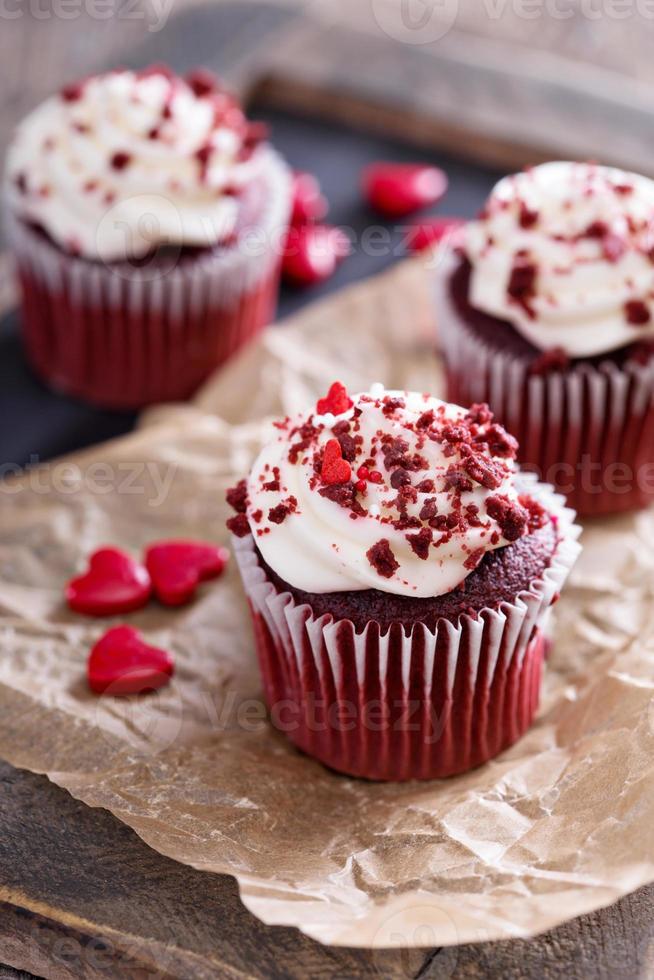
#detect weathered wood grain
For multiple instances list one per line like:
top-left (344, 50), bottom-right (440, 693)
top-left (0, 761), bottom-right (422, 980)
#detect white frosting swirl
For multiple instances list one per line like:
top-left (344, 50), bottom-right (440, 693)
top-left (465, 161), bottom-right (654, 357)
top-left (5, 68), bottom-right (263, 262)
top-left (245, 388), bottom-right (536, 597)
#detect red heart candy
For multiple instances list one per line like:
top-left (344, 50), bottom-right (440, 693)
top-left (145, 540), bottom-right (229, 607)
top-left (404, 216), bottom-right (466, 254)
top-left (363, 163), bottom-right (448, 218)
top-left (66, 548), bottom-right (152, 617)
top-left (87, 625), bottom-right (174, 696)
top-left (282, 224), bottom-right (350, 287)
top-left (316, 381), bottom-right (353, 416)
top-left (291, 170), bottom-right (328, 226)
top-left (321, 438), bottom-right (351, 485)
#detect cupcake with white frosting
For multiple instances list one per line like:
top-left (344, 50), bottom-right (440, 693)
top-left (436, 161), bottom-right (654, 516)
top-left (227, 382), bottom-right (580, 781)
top-left (4, 66), bottom-right (291, 408)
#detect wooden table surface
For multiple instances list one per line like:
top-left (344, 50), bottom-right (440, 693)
top-left (2, 2), bottom-right (654, 977)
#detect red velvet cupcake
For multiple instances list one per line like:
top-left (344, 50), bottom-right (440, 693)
top-left (4, 66), bottom-right (291, 408)
top-left (227, 383), bottom-right (580, 781)
top-left (436, 161), bottom-right (654, 517)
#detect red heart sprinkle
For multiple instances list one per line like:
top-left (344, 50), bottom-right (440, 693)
top-left (291, 171), bottom-right (328, 226)
top-left (282, 224), bottom-right (350, 287)
top-left (145, 540), bottom-right (229, 607)
top-left (404, 216), bottom-right (466, 253)
top-left (363, 163), bottom-right (448, 218)
top-left (316, 381), bottom-right (353, 416)
top-left (321, 439), bottom-right (351, 485)
top-left (87, 625), bottom-right (174, 696)
top-left (66, 548), bottom-right (152, 617)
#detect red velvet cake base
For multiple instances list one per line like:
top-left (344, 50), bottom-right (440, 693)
top-left (437, 254), bottom-right (654, 517)
top-left (233, 484), bottom-right (580, 782)
top-left (8, 147), bottom-right (290, 409)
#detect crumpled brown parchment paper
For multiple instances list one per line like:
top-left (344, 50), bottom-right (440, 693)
top-left (1, 255), bottom-right (653, 948)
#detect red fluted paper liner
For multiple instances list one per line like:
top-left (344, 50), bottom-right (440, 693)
top-left (233, 477), bottom-right (581, 782)
top-left (435, 250), bottom-right (654, 517)
top-left (6, 147), bottom-right (291, 409)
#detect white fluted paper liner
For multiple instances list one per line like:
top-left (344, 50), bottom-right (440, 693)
top-left (233, 475), bottom-right (581, 781)
top-left (435, 249), bottom-right (654, 517)
top-left (5, 146), bottom-right (291, 409)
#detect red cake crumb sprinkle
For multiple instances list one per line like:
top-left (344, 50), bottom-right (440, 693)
top-left (226, 479), bottom-right (248, 514)
top-left (406, 527), bottom-right (432, 560)
top-left (459, 445), bottom-right (505, 490)
top-left (195, 143), bottom-right (213, 181)
top-left (518, 494), bottom-right (549, 532)
top-left (268, 497), bottom-right (298, 524)
top-left (485, 494), bottom-right (528, 541)
top-left (316, 381), bottom-right (353, 416)
top-left (625, 300), bottom-right (651, 325)
top-left (61, 81), bottom-right (85, 102)
top-left (602, 231), bottom-right (626, 263)
top-left (466, 403), bottom-right (493, 426)
top-left (110, 151), bottom-right (132, 171)
top-left (463, 548), bottom-right (485, 571)
top-left (475, 423), bottom-right (518, 459)
top-left (366, 539), bottom-right (400, 578)
top-left (226, 514), bottom-right (250, 538)
top-left (186, 68), bottom-right (217, 97)
top-left (518, 203), bottom-right (539, 228)
top-left (507, 257), bottom-right (537, 318)
top-left (529, 347), bottom-right (570, 376)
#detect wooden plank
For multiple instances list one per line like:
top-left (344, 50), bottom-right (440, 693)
top-left (0, 761), bottom-right (419, 980)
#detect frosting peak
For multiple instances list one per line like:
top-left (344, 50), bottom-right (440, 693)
top-left (227, 385), bottom-right (546, 597)
top-left (465, 161), bottom-right (654, 358)
top-left (5, 67), bottom-right (265, 262)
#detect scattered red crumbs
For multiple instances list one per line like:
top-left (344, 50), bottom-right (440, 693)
top-left (366, 539), bottom-right (400, 578)
top-left (110, 151), bottom-right (132, 171)
top-left (459, 445), bottom-right (505, 490)
top-left (61, 81), bottom-right (85, 102)
top-left (226, 479), bottom-right (248, 513)
top-left (316, 381), bottom-right (353, 416)
top-left (268, 497), bottom-right (298, 524)
top-left (485, 495), bottom-right (528, 542)
top-left (463, 548), bottom-right (485, 571)
top-left (518, 494), bottom-right (549, 532)
top-left (507, 257), bottom-right (537, 318)
top-left (529, 347), bottom-right (570, 376)
top-left (226, 514), bottom-right (250, 538)
top-left (185, 68), bottom-right (218, 97)
top-left (406, 527), bottom-right (432, 560)
top-left (625, 300), bottom-right (651, 326)
top-left (518, 203), bottom-right (539, 228)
